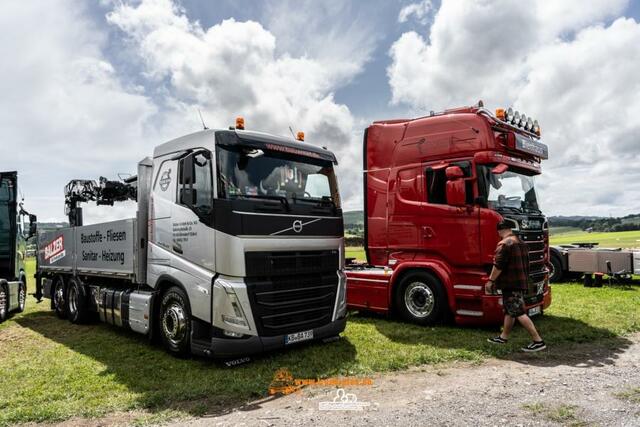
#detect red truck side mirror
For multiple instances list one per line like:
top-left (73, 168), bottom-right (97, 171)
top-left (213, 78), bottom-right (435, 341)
top-left (445, 166), bottom-right (466, 207)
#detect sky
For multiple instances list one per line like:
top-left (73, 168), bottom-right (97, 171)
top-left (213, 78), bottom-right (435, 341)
top-left (1, 0), bottom-right (640, 223)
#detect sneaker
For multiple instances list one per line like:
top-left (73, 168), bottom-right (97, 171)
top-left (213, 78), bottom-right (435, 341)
top-left (522, 341), bottom-right (546, 352)
top-left (487, 336), bottom-right (508, 344)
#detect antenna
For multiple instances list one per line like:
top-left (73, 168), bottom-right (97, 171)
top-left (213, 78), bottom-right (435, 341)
top-left (288, 126), bottom-right (296, 139)
top-left (197, 109), bottom-right (209, 130)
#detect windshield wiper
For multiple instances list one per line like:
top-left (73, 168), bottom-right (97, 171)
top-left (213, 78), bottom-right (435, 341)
top-left (495, 206), bottom-right (523, 214)
top-left (292, 194), bottom-right (335, 208)
top-left (235, 194), bottom-right (290, 211)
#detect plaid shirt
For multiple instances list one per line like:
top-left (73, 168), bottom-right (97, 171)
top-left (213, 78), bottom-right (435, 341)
top-left (494, 234), bottom-right (530, 291)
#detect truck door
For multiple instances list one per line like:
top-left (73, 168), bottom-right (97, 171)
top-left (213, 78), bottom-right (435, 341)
top-left (418, 161), bottom-right (481, 267)
top-left (173, 150), bottom-right (215, 272)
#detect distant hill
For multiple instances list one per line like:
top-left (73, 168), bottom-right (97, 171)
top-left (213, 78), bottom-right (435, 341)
top-left (347, 211), bottom-right (640, 233)
top-left (343, 210), bottom-right (364, 227)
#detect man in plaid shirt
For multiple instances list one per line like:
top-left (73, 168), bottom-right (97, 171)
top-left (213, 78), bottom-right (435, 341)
top-left (486, 220), bottom-right (546, 352)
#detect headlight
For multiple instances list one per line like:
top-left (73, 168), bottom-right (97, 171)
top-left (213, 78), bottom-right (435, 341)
top-left (213, 278), bottom-right (251, 331)
top-left (221, 292), bottom-right (249, 328)
top-left (526, 117), bottom-right (534, 131)
top-left (512, 111), bottom-right (520, 125)
top-left (506, 107), bottom-right (514, 122)
top-left (519, 114), bottom-right (527, 128)
top-left (335, 270), bottom-right (347, 318)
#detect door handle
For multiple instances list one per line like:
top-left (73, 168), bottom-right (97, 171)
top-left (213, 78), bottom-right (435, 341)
top-left (422, 226), bottom-right (435, 239)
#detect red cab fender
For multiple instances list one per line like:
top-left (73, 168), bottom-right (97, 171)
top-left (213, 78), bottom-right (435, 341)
top-left (389, 260), bottom-right (456, 312)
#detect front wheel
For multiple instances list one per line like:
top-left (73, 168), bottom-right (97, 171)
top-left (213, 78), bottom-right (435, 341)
top-left (53, 276), bottom-right (67, 319)
top-left (159, 286), bottom-right (191, 356)
top-left (394, 271), bottom-right (447, 325)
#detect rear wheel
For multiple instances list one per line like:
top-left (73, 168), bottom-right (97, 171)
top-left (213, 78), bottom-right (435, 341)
top-left (159, 286), bottom-right (191, 356)
top-left (16, 281), bottom-right (26, 313)
top-left (53, 276), bottom-right (67, 319)
top-left (395, 271), bottom-right (447, 325)
top-left (0, 282), bottom-right (8, 322)
top-left (67, 278), bottom-right (89, 324)
top-left (549, 255), bottom-right (564, 283)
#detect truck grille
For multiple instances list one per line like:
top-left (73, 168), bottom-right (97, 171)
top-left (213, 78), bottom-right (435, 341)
top-left (244, 250), bottom-right (339, 337)
top-left (518, 229), bottom-right (548, 302)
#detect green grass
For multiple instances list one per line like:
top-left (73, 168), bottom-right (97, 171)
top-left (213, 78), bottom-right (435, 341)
top-left (550, 229), bottom-right (640, 248)
top-left (615, 387), bottom-right (640, 403)
top-left (1, 260), bottom-right (639, 425)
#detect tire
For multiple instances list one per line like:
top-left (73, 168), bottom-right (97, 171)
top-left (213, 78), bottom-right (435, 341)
top-left (0, 281), bottom-right (8, 323)
top-left (16, 281), bottom-right (26, 313)
top-left (52, 276), bottom-right (67, 319)
top-left (66, 277), bottom-right (89, 324)
top-left (549, 255), bottom-right (564, 283)
top-left (394, 271), bottom-right (447, 325)
top-left (159, 286), bottom-right (191, 356)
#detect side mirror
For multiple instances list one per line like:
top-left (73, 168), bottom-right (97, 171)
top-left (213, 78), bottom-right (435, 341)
top-left (180, 188), bottom-right (197, 206)
top-left (181, 154), bottom-right (194, 185)
top-left (445, 166), bottom-right (464, 180)
top-left (491, 163), bottom-right (508, 174)
top-left (28, 214), bottom-right (37, 238)
top-left (446, 180), bottom-right (466, 207)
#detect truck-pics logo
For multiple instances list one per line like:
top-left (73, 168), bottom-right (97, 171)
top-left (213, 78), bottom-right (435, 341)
top-left (44, 236), bottom-right (65, 264)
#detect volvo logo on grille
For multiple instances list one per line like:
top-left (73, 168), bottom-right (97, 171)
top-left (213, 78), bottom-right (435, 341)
top-left (292, 220), bottom-right (303, 233)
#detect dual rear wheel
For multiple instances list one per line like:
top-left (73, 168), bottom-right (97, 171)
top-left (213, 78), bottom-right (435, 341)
top-left (51, 276), bottom-right (192, 356)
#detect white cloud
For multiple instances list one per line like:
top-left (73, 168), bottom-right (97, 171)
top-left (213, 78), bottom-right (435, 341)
top-left (387, 0), bottom-right (640, 216)
top-left (0, 0), bottom-right (368, 223)
top-left (0, 1), bottom-right (157, 223)
top-left (107, 0), bottom-right (365, 210)
top-left (398, 0), bottom-right (433, 25)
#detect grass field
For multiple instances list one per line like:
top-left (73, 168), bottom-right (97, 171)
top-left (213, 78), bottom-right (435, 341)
top-left (346, 230), bottom-right (640, 262)
top-left (550, 229), bottom-right (640, 248)
top-left (0, 260), bottom-right (639, 425)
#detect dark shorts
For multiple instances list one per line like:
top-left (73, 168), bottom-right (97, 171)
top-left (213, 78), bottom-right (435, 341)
top-left (502, 290), bottom-right (526, 317)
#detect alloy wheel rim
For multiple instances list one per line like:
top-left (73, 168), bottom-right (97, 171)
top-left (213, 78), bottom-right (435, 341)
top-left (162, 302), bottom-right (187, 345)
top-left (0, 289), bottom-right (6, 317)
top-left (68, 286), bottom-right (77, 315)
top-left (19, 285), bottom-right (25, 310)
top-left (55, 282), bottom-right (65, 311)
top-left (404, 282), bottom-right (435, 318)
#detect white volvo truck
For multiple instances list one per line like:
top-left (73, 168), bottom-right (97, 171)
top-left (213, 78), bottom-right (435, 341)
top-left (1, 171), bottom-right (37, 322)
top-left (35, 122), bottom-right (347, 358)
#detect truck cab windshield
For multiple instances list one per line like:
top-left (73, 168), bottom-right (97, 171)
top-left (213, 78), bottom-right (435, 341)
top-left (216, 145), bottom-right (340, 208)
top-left (478, 165), bottom-right (541, 214)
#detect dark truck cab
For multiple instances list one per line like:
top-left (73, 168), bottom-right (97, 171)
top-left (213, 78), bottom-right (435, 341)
top-left (0, 171), bottom-right (36, 322)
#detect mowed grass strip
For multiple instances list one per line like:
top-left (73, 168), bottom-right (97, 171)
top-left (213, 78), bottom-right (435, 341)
top-left (0, 260), bottom-right (638, 425)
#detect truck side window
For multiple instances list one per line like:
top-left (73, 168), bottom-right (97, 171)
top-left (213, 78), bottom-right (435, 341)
top-left (425, 168), bottom-right (447, 204)
top-left (179, 151), bottom-right (213, 221)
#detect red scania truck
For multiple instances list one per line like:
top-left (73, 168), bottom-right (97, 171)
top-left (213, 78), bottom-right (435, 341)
top-left (346, 102), bottom-right (552, 326)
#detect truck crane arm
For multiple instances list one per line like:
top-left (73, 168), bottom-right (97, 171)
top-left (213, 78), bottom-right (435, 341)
top-left (65, 176), bottom-right (137, 226)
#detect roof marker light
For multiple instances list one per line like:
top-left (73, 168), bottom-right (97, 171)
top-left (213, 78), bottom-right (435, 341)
top-left (495, 108), bottom-right (506, 120)
top-left (296, 131), bottom-right (305, 142)
top-left (236, 117), bottom-right (245, 130)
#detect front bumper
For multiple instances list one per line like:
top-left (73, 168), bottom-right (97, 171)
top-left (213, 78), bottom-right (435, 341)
top-left (192, 316), bottom-right (347, 359)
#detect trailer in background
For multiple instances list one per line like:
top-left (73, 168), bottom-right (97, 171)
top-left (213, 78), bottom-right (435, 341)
top-left (549, 243), bottom-right (640, 285)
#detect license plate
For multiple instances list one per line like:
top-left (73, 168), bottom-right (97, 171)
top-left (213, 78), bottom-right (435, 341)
top-left (528, 306), bottom-right (542, 316)
top-left (285, 330), bottom-right (314, 345)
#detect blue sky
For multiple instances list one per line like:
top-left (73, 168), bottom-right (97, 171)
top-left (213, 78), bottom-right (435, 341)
top-left (2, 0), bottom-right (640, 221)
